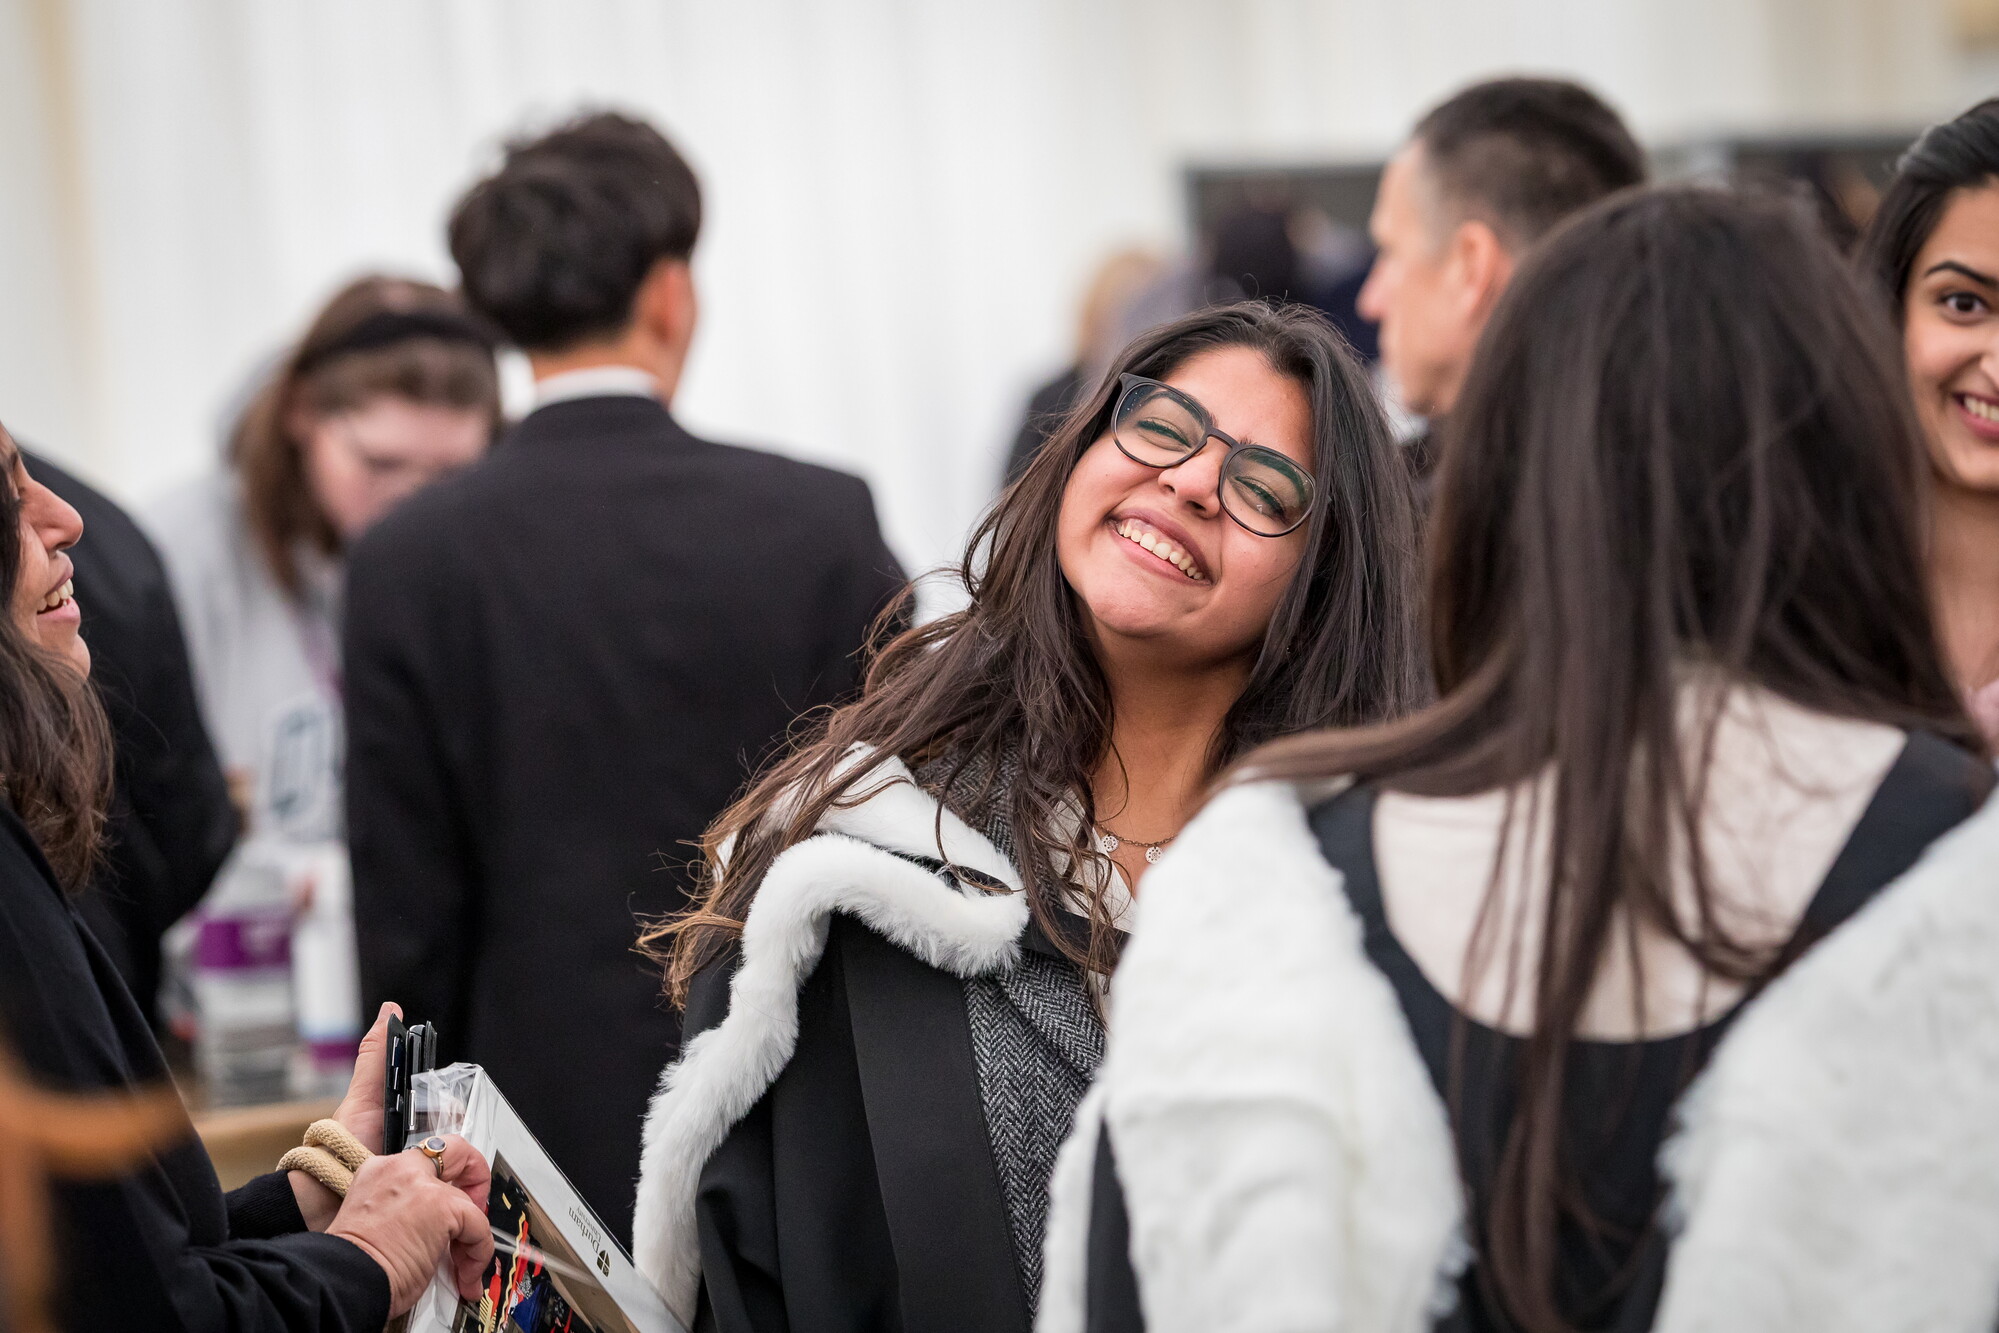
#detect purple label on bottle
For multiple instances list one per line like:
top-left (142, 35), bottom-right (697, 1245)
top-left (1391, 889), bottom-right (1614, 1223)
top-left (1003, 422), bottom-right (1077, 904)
top-left (306, 1037), bottom-right (358, 1067)
top-left (195, 911), bottom-right (293, 970)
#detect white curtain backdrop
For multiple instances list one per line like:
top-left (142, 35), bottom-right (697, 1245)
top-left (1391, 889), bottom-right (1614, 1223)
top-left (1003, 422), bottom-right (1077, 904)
top-left (0, 0), bottom-right (1975, 576)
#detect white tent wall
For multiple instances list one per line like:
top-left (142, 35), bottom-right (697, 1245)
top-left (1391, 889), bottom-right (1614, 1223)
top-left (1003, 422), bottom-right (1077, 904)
top-left (0, 0), bottom-right (1976, 576)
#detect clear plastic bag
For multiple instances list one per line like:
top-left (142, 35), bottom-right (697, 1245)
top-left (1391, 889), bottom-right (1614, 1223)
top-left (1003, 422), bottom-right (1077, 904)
top-left (409, 1061), bottom-right (481, 1139)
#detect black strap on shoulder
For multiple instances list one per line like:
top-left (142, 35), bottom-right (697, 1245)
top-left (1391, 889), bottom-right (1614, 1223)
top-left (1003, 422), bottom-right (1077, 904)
top-left (1624, 730), bottom-right (1986, 1330)
top-left (1773, 729), bottom-right (1988, 970)
top-left (838, 918), bottom-right (1033, 1333)
top-left (1306, 783), bottom-right (1385, 926)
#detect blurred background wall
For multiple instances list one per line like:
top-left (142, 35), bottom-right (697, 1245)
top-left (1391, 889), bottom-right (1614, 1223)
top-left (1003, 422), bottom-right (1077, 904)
top-left (0, 0), bottom-right (1992, 576)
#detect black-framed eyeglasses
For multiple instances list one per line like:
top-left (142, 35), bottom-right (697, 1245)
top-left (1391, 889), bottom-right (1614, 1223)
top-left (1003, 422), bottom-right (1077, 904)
top-left (1111, 374), bottom-right (1316, 537)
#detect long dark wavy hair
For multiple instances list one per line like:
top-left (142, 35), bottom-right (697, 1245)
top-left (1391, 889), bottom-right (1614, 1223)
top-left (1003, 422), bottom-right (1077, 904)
top-left (649, 302), bottom-right (1428, 1002)
top-left (0, 443), bottom-right (112, 890)
top-left (1244, 187), bottom-right (1990, 1332)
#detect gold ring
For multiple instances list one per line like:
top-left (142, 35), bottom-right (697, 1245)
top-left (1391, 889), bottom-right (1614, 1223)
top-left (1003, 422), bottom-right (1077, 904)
top-left (414, 1135), bottom-right (448, 1179)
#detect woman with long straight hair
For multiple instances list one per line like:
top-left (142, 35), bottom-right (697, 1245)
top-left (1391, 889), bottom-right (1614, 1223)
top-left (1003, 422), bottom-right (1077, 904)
top-left (1858, 98), bottom-right (1999, 743)
top-left (1046, 188), bottom-right (1999, 1333)
top-left (632, 302), bottom-right (1426, 1331)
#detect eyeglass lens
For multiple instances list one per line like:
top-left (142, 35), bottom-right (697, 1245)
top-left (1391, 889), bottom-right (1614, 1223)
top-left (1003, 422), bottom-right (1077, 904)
top-left (1113, 380), bottom-right (1314, 536)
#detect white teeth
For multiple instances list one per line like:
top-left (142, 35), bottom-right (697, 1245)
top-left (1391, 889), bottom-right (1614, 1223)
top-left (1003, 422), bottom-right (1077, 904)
top-left (39, 580), bottom-right (72, 612)
top-left (1114, 518), bottom-right (1207, 582)
top-left (1965, 395), bottom-right (1999, 422)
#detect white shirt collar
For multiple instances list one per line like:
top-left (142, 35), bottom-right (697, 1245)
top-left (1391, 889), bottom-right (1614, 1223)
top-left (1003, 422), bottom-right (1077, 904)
top-left (531, 365), bottom-right (661, 408)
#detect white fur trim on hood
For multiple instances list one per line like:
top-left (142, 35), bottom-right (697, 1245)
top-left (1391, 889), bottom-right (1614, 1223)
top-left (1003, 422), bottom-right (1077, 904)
top-left (1041, 780), bottom-right (1999, 1333)
top-left (1041, 779), bottom-right (1465, 1333)
top-left (1650, 785), bottom-right (1999, 1330)
top-left (631, 749), bottom-right (1028, 1322)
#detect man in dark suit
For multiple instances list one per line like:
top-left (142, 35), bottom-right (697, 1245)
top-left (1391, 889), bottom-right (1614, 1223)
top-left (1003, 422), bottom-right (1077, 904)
top-left (25, 449), bottom-right (238, 1029)
top-left (344, 112), bottom-right (906, 1240)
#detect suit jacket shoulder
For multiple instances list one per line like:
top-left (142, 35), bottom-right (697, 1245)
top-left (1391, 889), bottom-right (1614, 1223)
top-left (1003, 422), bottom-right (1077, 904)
top-left (354, 398), bottom-right (892, 573)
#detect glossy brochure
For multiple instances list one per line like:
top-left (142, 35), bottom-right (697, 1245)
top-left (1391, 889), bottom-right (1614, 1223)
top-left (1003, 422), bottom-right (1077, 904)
top-left (398, 1062), bottom-right (683, 1333)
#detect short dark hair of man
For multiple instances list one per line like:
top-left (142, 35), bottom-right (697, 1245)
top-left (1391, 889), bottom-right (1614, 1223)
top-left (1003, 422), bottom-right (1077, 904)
top-left (448, 110), bottom-right (702, 352)
top-left (1411, 77), bottom-right (1645, 250)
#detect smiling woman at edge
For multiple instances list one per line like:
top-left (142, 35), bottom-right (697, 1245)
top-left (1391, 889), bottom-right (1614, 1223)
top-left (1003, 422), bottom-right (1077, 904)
top-left (629, 302), bottom-right (1426, 1332)
top-left (1860, 98), bottom-right (1999, 743)
top-left (0, 425), bottom-right (498, 1331)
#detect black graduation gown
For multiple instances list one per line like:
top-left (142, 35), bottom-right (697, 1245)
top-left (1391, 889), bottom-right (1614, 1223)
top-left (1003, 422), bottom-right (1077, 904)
top-left (26, 449), bottom-right (239, 1028)
top-left (687, 917), bottom-right (1094, 1333)
top-left (345, 395), bottom-right (907, 1242)
top-left (0, 801), bottom-right (389, 1332)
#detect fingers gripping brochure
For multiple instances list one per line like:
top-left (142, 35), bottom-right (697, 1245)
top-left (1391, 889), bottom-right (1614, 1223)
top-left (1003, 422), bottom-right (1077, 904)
top-left (399, 1063), bottom-right (685, 1333)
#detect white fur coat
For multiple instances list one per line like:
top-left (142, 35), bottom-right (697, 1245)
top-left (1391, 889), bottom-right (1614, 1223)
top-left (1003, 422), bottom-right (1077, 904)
top-left (1039, 779), bottom-right (1999, 1333)
top-left (630, 753), bottom-right (1028, 1325)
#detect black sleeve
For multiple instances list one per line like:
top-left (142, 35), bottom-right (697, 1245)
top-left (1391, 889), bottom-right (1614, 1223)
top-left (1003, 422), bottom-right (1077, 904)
top-left (54, 1174), bottom-right (393, 1333)
top-left (1086, 1131), bottom-right (1146, 1333)
top-left (0, 801), bottom-right (390, 1333)
top-left (344, 522), bottom-right (478, 1044)
top-left (226, 1171), bottom-right (310, 1241)
top-left (690, 932), bottom-right (902, 1332)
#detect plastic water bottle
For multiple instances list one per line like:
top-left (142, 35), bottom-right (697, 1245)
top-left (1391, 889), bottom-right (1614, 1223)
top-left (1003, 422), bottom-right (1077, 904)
top-left (191, 845), bottom-right (299, 1106)
top-left (288, 841), bottom-right (361, 1097)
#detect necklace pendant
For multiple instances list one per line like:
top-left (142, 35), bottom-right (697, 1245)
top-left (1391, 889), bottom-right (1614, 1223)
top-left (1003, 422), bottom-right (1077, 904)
top-left (1098, 831), bottom-right (1120, 855)
top-left (1145, 844), bottom-right (1164, 864)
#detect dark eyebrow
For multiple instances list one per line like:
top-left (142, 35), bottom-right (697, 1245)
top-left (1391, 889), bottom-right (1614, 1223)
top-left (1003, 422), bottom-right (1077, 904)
top-left (1922, 260), bottom-right (1999, 288)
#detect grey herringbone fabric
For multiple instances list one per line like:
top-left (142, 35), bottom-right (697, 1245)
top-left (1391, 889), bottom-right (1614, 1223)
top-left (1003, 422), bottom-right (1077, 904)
top-left (914, 749), bottom-right (1106, 1307)
top-left (963, 958), bottom-right (1104, 1303)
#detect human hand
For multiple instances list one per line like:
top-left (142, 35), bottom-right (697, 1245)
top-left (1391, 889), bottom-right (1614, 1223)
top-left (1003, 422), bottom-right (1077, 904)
top-left (334, 1001), bottom-right (401, 1155)
top-left (287, 1169), bottom-right (342, 1233)
top-left (328, 1134), bottom-right (494, 1315)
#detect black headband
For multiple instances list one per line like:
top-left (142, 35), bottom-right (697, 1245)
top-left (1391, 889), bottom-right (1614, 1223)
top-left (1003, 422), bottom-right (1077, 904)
top-left (292, 309), bottom-right (500, 375)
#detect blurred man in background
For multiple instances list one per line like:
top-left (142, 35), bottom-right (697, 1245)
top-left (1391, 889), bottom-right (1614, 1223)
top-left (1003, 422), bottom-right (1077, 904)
top-left (344, 111), bottom-right (905, 1240)
top-left (1357, 77), bottom-right (1645, 479)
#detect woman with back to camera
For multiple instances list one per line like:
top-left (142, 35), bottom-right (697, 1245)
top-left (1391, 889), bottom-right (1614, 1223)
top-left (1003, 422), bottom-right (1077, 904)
top-left (1861, 99), bottom-right (1999, 744)
top-left (631, 302), bottom-right (1427, 1332)
top-left (1045, 188), bottom-right (1999, 1333)
top-left (0, 421), bottom-right (494, 1331)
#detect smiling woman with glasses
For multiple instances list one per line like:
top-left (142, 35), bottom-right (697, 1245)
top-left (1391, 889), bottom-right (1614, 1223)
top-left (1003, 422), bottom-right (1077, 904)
top-left (1110, 373), bottom-right (1317, 537)
top-left (631, 301), bottom-right (1426, 1332)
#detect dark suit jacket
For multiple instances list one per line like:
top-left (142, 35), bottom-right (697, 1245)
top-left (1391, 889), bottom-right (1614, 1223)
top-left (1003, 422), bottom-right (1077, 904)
top-left (0, 799), bottom-right (387, 1332)
top-left (345, 395), bottom-right (906, 1240)
top-left (1003, 366), bottom-right (1085, 487)
top-left (25, 450), bottom-right (238, 1028)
